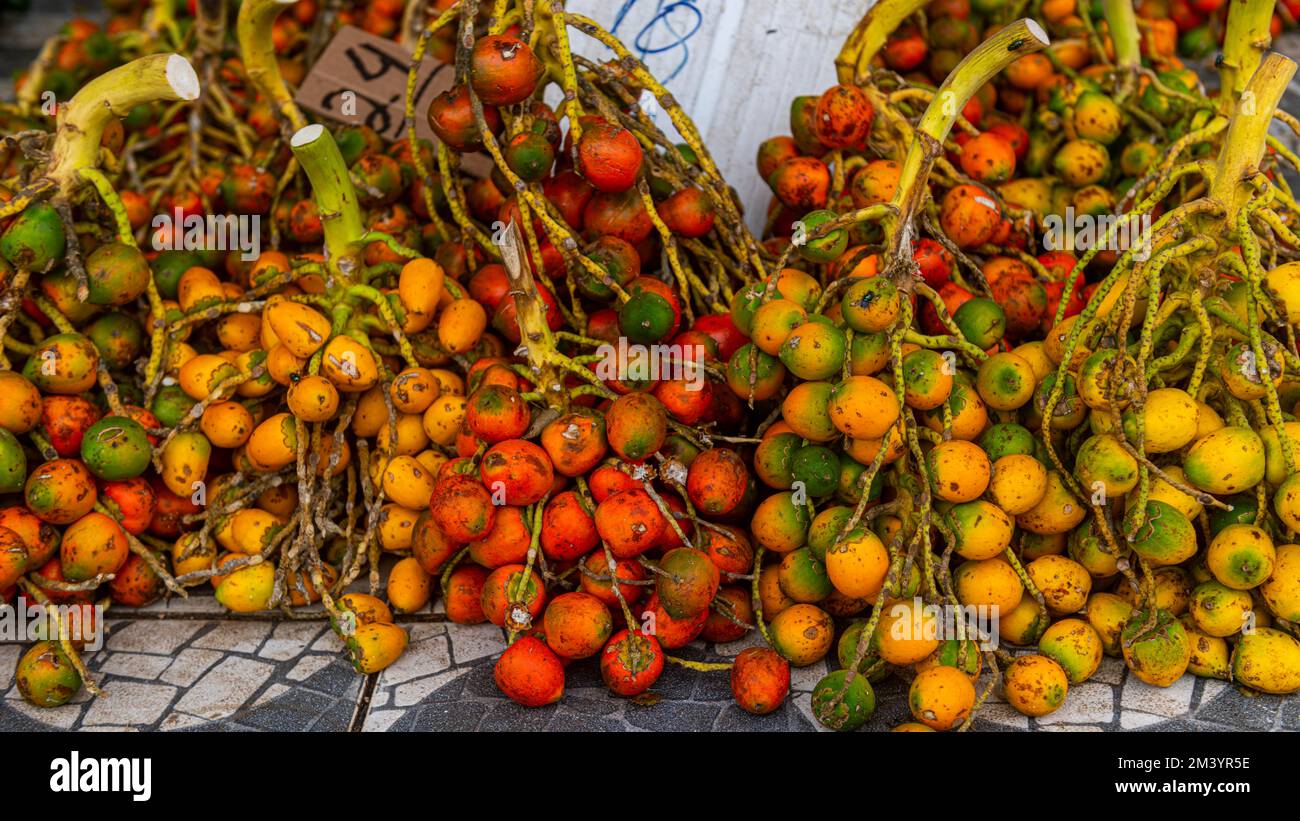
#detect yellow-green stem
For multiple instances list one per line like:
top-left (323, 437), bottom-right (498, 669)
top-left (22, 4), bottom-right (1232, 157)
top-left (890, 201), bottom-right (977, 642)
top-left (238, 0), bottom-right (308, 132)
top-left (1210, 52), bottom-right (1296, 227)
top-left (290, 124), bottom-right (366, 283)
top-left (46, 54), bottom-right (199, 196)
top-left (1218, 0), bottom-right (1278, 116)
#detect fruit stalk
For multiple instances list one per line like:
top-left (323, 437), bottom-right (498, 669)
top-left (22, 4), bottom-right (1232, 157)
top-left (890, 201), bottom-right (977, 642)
top-left (238, 0), bottom-right (308, 132)
top-left (1102, 0), bottom-right (1141, 71)
top-left (1210, 53), bottom-right (1296, 226)
top-left (45, 53), bottom-right (200, 197)
top-left (290, 124), bottom-right (367, 282)
top-left (1217, 0), bottom-right (1278, 116)
top-left (835, 0), bottom-right (930, 85)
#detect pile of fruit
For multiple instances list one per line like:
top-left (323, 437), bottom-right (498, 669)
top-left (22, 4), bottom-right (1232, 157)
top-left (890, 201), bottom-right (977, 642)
top-left (0, 0), bottom-right (1298, 732)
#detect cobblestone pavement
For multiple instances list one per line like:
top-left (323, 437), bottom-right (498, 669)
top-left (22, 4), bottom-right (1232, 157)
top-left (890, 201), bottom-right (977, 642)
top-left (1, 590), bottom-right (1296, 731)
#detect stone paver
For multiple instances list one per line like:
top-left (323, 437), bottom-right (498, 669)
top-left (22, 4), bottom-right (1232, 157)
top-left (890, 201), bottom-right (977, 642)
top-left (82, 682), bottom-right (177, 726)
top-left (174, 656), bottom-right (275, 721)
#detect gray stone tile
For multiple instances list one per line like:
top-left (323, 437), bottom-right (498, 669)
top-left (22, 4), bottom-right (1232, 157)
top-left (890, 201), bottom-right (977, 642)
top-left (0, 645), bottom-right (20, 690)
top-left (286, 655), bottom-right (333, 682)
top-left (2, 692), bottom-right (83, 729)
top-left (191, 622), bottom-right (272, 654)
top-left (81, 681), bottom-right (178, 727)
top-left (1120, 674), bottom-right (1195, 718)
top-left (300, 657), bottom-right (362, 698)
top-left (97, 653), bottom-right (173, 680)
top-left (311, 697), bottom-right (356, 732)
top-left (413, 699), bottom-right (488, 731)
top-left (544, 709), bottom-right (626, 731)
top-left (258, 623), bottom-right (324, 661)
top-left (363, 709), bottom-right (406, 732)
top-left (173, 656), bottom-right (275, 721)
top-left (391, 667), bottom-right (464, 707)
top-left (1195, 689), bottom-right (1284, 731)
top-left (447, 622), bottom-right (506, 664)
top-left (624, 701), bottom-right (720, 731)
top-left (1037, 682), bottom-right (1116, 726)
top-left (377, 634), bottom-right (451, 686)
top-left (239, 688), bottom-right (335, 731)
top-left (478, 700), bottom-right (557, 731)
top-left (160, 649), bottom-right (225, 687)
top-left (106, 621), bottom-right (205, 655)
top-left (715, 703), bottom-right (795, 731)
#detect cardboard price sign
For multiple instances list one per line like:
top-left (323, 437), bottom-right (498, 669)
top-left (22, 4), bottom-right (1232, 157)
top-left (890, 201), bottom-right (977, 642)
top-left (295, 26), bottom-right (491, 175)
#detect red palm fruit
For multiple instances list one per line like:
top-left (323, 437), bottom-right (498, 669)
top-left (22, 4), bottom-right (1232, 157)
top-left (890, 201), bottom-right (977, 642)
top-left (543, 170), bottom-right (595, 229)
top-left (654, 378), bottom-right (712, 425)
top-left (789, 95), bottom-right (827, 155)
top-left (470, 35), bottom-right (543, 105)
top-left (768, 157), bottom-right (830, 210)
top-left (606, 392), bottom-right (668, 463)
top-left (657, 187), bottom-right (715, 238)
top-left (656, 547), bottom-right (721, 619)
top-left (467, 505), bottom-right (531, 568)
top-left (148, 477), bottom-right (201, 538)
top-left (641, 592), bottom-right (708, 649)
top-left (959, 132), bottom-right (1017, 185)
top-left (986, 120), bottom-right (1030, 163)
top-left (544, 592), bottom-right (614, 660)
top-left (883, 27), bottom-right (928, 71)
top-left (600, 629), bottom-right (664, 696)
top-left (492, 279), bottom-right (563, 342)
top-left (480, 563), bottom-right (546, 627)
top-left (686, 448), bottom-right (750, 518)
top-left (220, 164), bottom-right (275, 214)
top-left (991, 273), bottom-right (1049, 339)
top-left (588, 464), bottom-right (638, 503)
top-left (581, 550), bottom-right (646, 606)
top-left (30, 558), bottom-right (91, 605)
top-left (467, 262), bottom-right (511, 311)
top-left (702, 587), bottom-right (754, 644)
top-left (693, 313), bottom-right (746, 361)
top-left (700, 524), bottom-right (754, 576)
top-left (99, 478), bottom-right (155, 535)
top-left (655, 491), bottom-right (694, 550)
top-left (465, 384), bottom-right (530, 443)
top-left (595, 488), bottom-right (668, 559)
top-left (914, 237), bottom-right (955, 289)
top-left (1037, 250), bottom-right (1079, 280)
top-left (495, 636), bottom-right (565, 707)
top-left (108, 553), bottom-right (164, 607)
top-left (445, 564), bottom-right (489, 624)
top-left (480, 439), bottom-right (554, 506)
top-left (541, 491), bottom-right (598, 561)
top-left (701, 585), bottom-right (754, 643)
top-left (576, 122), bottom-right (643, 193)
top-left (583, 188), bottom-right (653, 244)
top-left (0, 527), bottom-right (26, 590)
top-left (813, 84), bottom-right (874, 149)
top-left (756, 136), bottom-right (800, 181)
top-left (540, 411), bottom-right (608, 478)
top-left (288, 199), bottom-right (323, 243)
top-left (731, 647), bottom-right (791, 714)
top-left (412, 511), bottom-right (458, 575)
top-left (940, 184), bottom-right (1001, 248)
top-left (40, 396), bottom-right (101, 457)
top-left (428, 474), bottom-right (496, 543)
top-left (0, 507), bottom-right (59, 568)
top-left (426, 85), bottom-right (502, 152)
